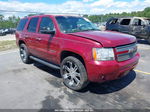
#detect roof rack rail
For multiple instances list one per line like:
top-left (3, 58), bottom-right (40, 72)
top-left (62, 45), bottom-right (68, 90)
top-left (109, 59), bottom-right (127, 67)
top-left (27, 12), bottom-right (83, 16)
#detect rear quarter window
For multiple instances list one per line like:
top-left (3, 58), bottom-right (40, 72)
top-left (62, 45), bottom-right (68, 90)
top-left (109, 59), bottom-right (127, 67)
top-left (17, 19), bottom-right (28, 31)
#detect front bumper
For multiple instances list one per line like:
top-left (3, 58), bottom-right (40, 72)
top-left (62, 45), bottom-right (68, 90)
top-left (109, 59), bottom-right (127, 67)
top-left (86, 53), bottom-right (140, 82)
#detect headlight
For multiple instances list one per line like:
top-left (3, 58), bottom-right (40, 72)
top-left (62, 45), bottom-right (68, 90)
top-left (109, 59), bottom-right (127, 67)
top-left (92, 48), bottom-right (115, 61)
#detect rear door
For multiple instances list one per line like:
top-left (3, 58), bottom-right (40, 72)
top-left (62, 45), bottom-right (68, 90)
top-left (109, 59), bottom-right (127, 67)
top-left (119, 19), bottom-right (131, 34)
top-left (24, 17), bottom-right (40, 56)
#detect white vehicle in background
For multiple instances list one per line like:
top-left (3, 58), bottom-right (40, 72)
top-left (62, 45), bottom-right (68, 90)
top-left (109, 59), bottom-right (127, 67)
top-left (94, 22), bottom-right (106, 31)
top-left (0, 29), bottom-right (6, 36)
top-left (99, 22), bottom-right (106, 31)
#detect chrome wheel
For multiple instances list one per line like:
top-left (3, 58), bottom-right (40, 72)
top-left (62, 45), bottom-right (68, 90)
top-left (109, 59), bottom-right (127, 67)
top-left (61, 56), bottom-right (89, 91)
top-left (19, 44), bottom-right (32, 64)
top-left (62, 61), bottom-right (81, 87)
top-left (20, 46), bottom-right (27, 61)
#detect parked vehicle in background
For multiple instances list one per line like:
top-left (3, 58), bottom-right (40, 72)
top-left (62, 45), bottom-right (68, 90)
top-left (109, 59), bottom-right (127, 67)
top-left (106, 17), bottom-right (150, 43)
top-left (94, 22), bottom-right (106, 31)
top-left (7, 28), bottom-right (16, 34)
top-left (4, 28), bottom-right (16, 34)
top-left (99, 22), bottom-right (106, 31)
top-left (0, 28), bottom-right (16, 36)
top-left (0, 29), bottom-right (6, 36)
top-left (16, 15), bottom-right (139, 91)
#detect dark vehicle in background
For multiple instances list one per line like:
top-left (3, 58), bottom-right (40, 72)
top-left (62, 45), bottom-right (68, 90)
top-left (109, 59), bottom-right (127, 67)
top-left (106, 17), bottom-right (150, 43)
top-left (7, 28), bottom-right (16, 34)
top-left (4, 28), bottom-right (16, 34)
top-left (0, 28), bottom-right (16, 36)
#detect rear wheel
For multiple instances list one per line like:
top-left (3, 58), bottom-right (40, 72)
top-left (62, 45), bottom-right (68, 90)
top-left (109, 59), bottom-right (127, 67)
top-left (19, 44), bottom-right (32, 64)
top-left (60, 56), bottom-right (89, 91)
top-left (147, 36), bottom-right (150, 44)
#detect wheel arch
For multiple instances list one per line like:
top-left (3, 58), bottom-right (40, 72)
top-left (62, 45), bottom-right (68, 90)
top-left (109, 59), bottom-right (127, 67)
top-left (60, 50), bottom-right (85, 67)
top-left (18, 40), bottom-right (26, 46)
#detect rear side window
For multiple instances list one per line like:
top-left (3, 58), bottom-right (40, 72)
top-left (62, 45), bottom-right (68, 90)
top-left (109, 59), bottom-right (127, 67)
top-left (17, 19), bottom-right (28, 31)
top-left (120, 19), bottom-right (131, 25)
top-left (132, 19), bottom-right (145, 26)
top-left (27, 17), bottom-right (39, 32)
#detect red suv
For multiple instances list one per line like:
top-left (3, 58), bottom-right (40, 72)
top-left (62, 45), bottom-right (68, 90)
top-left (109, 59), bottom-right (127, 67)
top-left (15, 15), bottom-right (140, 91)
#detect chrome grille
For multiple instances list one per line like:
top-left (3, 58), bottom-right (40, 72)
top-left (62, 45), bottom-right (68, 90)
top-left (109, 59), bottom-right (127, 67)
top-left (115, 43), bottom-right (137, 62)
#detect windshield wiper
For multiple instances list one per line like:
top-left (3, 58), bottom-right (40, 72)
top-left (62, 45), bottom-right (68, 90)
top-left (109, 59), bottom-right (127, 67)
top-left (67, 29), bottom-right (100, 33)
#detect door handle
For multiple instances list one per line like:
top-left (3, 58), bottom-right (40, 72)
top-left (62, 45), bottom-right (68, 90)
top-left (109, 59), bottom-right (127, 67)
top-left (23, 34), bottom-right (29, 38)
top-left (36, 37), bottom-right (42, 41)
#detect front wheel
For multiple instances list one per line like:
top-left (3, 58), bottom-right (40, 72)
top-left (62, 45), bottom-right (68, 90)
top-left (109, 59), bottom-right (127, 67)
top-left (60, 56), bottom-right (89, 91)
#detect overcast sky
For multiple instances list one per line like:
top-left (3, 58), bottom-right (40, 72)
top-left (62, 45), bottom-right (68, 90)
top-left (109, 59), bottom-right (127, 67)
top-left (0, 0), bottom-right (150, 17)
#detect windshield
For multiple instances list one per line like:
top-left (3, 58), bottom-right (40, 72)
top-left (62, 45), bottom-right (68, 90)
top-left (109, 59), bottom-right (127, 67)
top-left (55, 16), bottom-right (99, 33)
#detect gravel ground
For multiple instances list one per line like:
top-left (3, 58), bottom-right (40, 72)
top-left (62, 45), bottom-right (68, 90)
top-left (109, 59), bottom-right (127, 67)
top-left (0, 34), bottom-right (16, 41)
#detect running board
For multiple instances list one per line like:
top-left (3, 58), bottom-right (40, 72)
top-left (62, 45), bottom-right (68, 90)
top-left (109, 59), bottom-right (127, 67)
top-left (30, 56), bottom-right (60, 69)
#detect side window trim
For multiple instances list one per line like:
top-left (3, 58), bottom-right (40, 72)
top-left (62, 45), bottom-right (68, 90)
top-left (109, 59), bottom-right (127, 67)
top-left (24, 18), bottom-right (31, 32)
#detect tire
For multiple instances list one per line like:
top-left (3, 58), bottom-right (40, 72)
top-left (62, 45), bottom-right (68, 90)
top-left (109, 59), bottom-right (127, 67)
top-left (19, 44), bottom-right (32, 64)
top-left (60, 56), bottom-right (89, 91)
top-left (147, 37), bottom-right (150, 44)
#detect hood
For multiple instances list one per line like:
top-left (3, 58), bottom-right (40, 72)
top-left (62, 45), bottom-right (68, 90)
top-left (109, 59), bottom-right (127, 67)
top-left (69, 31), bottom-right (136, 47)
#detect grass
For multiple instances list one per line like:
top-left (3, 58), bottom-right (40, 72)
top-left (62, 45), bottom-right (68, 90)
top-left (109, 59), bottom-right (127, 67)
top-left (0, 40), bottom-right (17, 51)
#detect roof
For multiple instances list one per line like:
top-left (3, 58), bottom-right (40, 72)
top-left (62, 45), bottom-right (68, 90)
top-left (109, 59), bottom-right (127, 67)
top-left (117, 16), bottom-right (150, 19)
top-left (22, 13), bottom-right (82, 19)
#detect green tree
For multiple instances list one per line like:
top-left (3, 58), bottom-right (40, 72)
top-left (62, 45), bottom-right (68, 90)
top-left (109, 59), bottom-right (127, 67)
top-left (86, 7), bottom-right (150, 23)
top-left (0, 14), bottom-right (4, 21)
top-left (0, 15), bottom-right (20, 29)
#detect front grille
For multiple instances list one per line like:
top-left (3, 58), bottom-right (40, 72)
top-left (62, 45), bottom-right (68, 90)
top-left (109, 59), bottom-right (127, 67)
top-left (115, 43), bottom-right (137, 62)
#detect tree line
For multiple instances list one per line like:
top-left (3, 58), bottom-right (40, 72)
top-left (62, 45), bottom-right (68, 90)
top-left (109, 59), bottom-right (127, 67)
top-left (0, 7), bottom-right (150, 28)
top-left (0, 15), bottom-right (20, 29)
top-left (84, 7), bottom-right (150, 23)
